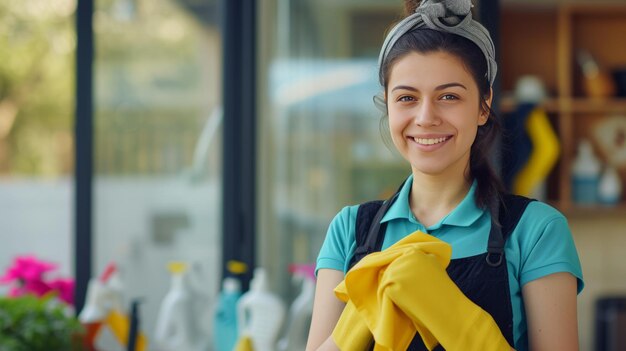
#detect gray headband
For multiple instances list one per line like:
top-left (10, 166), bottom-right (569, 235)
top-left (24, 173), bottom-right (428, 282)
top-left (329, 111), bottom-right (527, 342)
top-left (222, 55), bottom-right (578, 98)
top-left (377, 0), bottom-right (496, 89)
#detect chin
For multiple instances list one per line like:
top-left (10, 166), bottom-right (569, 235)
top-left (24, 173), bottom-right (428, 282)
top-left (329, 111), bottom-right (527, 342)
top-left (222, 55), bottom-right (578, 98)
top-left (409, 162), bottom-right (449, 176)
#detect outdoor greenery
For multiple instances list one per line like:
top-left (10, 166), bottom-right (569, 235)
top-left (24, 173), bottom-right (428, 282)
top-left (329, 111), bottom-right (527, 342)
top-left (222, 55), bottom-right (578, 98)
top-left (0, 295), bottom-right (85, 351)
top-left (0, 0), bottom-right (75, 175)
top-left (1, 0), bottom-right (219, 176)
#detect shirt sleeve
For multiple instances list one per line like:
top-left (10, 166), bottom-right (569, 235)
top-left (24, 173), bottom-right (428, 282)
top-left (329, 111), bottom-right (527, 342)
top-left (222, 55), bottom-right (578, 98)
top-left (518, 202), bottom-right (584, 293)
top-left (315, 205), bottom-right (358, 275)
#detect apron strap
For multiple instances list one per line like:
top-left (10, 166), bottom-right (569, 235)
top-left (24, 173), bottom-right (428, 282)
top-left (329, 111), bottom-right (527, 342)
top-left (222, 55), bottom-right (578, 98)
top-left (486, 194), bottom-right (535, 267)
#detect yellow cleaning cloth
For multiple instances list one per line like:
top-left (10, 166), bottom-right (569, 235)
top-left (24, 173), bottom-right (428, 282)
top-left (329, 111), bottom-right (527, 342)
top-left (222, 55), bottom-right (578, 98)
top-left (333, 231), bottom-right (511, 351)
top-left (333, 231), bottom-right (448, 350)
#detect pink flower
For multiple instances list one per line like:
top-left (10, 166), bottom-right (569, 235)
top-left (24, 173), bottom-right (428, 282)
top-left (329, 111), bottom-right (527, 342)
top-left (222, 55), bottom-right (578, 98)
top-left (1, 255), bottom-right (74, 306)
top-left (48, 278), bottom-right (75, 305)
top-left (0, 255), bottom-right (57, 283)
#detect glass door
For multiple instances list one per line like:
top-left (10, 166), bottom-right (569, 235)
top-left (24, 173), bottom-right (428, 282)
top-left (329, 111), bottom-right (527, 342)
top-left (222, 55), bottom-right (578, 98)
top-left (0, 0), bottom-right (76, 294)
top-left (258, 0), bottom-right (408, 297)
top-left (93, 0), bottom-right (222, 345)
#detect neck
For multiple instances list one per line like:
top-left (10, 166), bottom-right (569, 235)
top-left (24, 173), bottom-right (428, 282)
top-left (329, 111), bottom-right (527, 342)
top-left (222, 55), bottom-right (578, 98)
top-left (409, 171), bottom-right (472, 227)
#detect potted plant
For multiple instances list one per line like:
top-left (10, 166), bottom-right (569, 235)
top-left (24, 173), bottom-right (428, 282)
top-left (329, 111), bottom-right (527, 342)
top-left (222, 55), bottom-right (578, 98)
top-left (0, 294), bottom-right (85, 351)
top-left (0, 255), bottom-right (85, 350)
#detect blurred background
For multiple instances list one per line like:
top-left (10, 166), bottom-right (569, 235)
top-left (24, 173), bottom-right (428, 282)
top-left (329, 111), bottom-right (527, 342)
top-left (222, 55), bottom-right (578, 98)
top-left (1, 0), bottom-right (626, 350)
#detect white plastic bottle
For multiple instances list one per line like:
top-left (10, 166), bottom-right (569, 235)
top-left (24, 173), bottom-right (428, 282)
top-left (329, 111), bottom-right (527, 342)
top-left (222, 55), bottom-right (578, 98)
top-left (237, 268), bottom-right (286, 351)
top-left (572, 139), bottom-right (601, 205)
top-left (154, 262), bottom-right (198, 351)
top-left (278, 264), bottom-right (315, 351)
top-left (599, 165), bottom-right (623, 205)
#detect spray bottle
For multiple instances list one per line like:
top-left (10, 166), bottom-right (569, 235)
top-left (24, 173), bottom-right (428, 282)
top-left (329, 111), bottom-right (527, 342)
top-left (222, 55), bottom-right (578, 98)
top-left (79, 263), bottom-right (123, 351)
top-left (278, 264), bottom-right (316, 351)
top-left (154, 262), bottom-right (199, 351)
top-left (80, 263), bottom-right (147, 351)
top-left (236, 267), bottom-right (286, 351)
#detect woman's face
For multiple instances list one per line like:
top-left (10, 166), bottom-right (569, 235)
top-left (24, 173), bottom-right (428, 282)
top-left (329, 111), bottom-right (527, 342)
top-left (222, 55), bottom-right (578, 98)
top-left (386, 50), bottom-right (490, 178)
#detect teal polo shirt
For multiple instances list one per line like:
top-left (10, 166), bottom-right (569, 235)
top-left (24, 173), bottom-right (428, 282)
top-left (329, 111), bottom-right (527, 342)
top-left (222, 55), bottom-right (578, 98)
top-left (316, 174), bottom-right (584, 351)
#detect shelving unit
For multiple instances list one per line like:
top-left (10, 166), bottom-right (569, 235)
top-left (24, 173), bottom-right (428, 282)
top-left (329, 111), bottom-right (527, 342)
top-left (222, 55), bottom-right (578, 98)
top-left (500, 3), bottom-right (626, 214)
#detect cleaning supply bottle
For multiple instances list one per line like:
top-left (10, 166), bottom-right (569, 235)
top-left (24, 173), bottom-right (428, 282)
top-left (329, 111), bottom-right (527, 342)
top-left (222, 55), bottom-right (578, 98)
top-left (236, 268), bottom-right (286, 351)
top-left (213, 276), bottom-right (242, 351)
top-left (79, 262), bottom-right (124, 351)
top-left (154, 262), bottom-right (198, 351)
top-left (599, 165), bottom-right (623, 205)
top-left (572, 139), bottom-right (601, 205)
top-left (278, 264), bottom-right (316, 351)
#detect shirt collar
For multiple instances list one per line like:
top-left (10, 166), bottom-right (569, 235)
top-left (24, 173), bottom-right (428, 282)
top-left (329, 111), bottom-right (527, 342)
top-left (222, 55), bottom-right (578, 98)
top-left (381, 175), bottom-right (485, 229)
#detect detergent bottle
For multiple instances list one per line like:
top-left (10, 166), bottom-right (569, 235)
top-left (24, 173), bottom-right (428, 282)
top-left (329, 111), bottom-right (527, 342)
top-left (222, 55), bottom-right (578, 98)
top-left (278, 264), bottom-right (316, 351)
top-left (572, 139), bottom-right (601, 205)
top-left (237, 268), bottom-right (286, 351)
top-left (213, 276), bottom-right (242, 351)
top-left (154, 262), bottom-right (198, 351)
top-left (80, 263), bottom-right (148, 351)
top-left (599, 165), bottom-right (623, 205)
top-left (79, 263), bottom-right (123, 351)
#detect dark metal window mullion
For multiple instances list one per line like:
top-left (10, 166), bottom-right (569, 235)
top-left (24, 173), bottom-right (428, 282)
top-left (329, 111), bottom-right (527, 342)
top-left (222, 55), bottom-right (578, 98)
top-left (74, 0), bottom-right (94, 314)
top-left (221, 0), bottom-right (257, 291)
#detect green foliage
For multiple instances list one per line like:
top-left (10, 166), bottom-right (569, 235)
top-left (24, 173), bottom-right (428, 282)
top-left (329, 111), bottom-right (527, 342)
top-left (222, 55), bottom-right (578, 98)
top-left (0, 295), bottom-right (86, 351)
top-left (0, 0), bottom-right (75, 175)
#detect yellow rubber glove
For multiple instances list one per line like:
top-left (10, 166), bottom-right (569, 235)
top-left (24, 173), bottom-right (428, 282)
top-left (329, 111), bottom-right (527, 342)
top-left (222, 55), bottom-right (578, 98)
top-left (333, 231), bottom-right (449, 350)
top-left (383, 246), bottom-right (512, 351)
top-left (331, 299), bottom-right (373, 350)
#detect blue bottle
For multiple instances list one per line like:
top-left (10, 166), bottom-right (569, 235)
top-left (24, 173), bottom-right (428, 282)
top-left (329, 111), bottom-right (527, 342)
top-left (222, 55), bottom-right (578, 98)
top-left (213, 277), bottom-right (242, 351)
top-left (572, 140), bottom-right (601, 205)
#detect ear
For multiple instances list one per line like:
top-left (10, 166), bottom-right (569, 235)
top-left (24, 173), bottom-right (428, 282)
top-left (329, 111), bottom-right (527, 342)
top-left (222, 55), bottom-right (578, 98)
top-left (478, 88), bottom-right (493, 126)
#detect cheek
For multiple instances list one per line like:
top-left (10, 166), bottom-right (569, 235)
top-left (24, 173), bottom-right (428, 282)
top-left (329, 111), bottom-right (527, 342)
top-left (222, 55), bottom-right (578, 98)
top-left (388, 113), bottom-right (406, 137)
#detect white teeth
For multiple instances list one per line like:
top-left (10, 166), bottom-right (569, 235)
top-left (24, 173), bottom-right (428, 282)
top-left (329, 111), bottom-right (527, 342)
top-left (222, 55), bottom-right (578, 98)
top-left (414, 137), bottom-right (448, 145)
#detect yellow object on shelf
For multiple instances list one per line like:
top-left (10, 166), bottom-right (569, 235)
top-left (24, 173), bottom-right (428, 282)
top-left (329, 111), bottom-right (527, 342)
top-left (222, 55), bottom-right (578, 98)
top-left (227, 260), bottom-right (248, 274)
top-left (233, 335), bottom-right (255, 351)
top-left (168, 261), bottom-right (188, 274)
top-left (513, 107), bottom-right (560, 197)
top-left (105, 309), bottom-right (148, 351)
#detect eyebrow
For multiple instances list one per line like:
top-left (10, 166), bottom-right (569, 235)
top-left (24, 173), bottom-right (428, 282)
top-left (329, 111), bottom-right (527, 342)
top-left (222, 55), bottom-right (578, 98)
top-left (391, 82), bottom-right (468, 92)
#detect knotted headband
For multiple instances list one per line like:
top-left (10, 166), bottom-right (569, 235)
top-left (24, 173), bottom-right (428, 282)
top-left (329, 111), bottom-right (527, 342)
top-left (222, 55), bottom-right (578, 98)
top-left (375, 0), bottom-right (497, 112)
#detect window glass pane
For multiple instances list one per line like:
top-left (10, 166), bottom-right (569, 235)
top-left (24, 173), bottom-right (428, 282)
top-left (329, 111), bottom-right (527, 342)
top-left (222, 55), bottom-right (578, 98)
top-left (0, 0), bottom-right (76, 294)
top-left (258, 0), bottom-right (407, 296)
top-left (94, 0), bottom-right (222, 345)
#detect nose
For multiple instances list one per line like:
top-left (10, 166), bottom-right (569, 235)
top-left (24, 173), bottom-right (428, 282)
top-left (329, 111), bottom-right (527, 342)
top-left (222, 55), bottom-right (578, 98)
top-left (413, 100), bottom-right (441, 126)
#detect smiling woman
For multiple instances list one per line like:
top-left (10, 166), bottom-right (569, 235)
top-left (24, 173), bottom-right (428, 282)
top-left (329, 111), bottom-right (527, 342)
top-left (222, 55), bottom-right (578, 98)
top-left (307, 1), bottom-right (584, 350)
top-left (386, 51), bottom-right (488, 180)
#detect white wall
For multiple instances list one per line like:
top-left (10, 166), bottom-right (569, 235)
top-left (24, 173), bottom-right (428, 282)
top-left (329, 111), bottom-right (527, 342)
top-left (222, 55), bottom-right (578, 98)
top-left (0, 178), bottom-right (74, 294)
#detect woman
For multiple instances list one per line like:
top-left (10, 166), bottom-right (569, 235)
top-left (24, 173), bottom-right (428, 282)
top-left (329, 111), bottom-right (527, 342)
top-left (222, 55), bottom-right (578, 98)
top-left (306, 0), bottom-right (583, 350)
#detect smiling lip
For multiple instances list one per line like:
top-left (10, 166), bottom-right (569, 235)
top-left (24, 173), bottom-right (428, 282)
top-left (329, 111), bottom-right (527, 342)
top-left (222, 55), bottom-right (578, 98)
top-left (407, 134), bottom-right (452, 150)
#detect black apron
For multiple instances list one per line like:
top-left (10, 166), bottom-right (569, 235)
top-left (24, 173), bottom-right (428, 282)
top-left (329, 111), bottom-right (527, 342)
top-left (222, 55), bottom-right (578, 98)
top-left (348, 187), bottom-right (533, 350)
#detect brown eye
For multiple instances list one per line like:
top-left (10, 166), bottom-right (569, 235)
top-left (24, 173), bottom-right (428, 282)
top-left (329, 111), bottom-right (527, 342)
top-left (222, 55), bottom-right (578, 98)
top-left (441, 94), bottom-right (459, 101)
top-left (398, 96), bottom-right (415, 102)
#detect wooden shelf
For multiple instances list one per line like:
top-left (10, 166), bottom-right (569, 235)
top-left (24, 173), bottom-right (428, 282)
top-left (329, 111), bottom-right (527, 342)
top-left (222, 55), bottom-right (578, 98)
top-left (554, 202), bottom-right (626, 218)
top-left (500, 97), bottom-right (626, 114)
top-left (566, 98), bottom-right (626, 114)
top-left (499, 97), bottom-right (561, 114)
top-left (501, 3), bottom-right (626, 215)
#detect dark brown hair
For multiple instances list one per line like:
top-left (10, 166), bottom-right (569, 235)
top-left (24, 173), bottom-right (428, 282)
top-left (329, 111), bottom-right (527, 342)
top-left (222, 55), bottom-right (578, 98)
top-left (379, 8), bottom-right (504, 212)
top-left (404, 0), bottom-right (422, 16)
